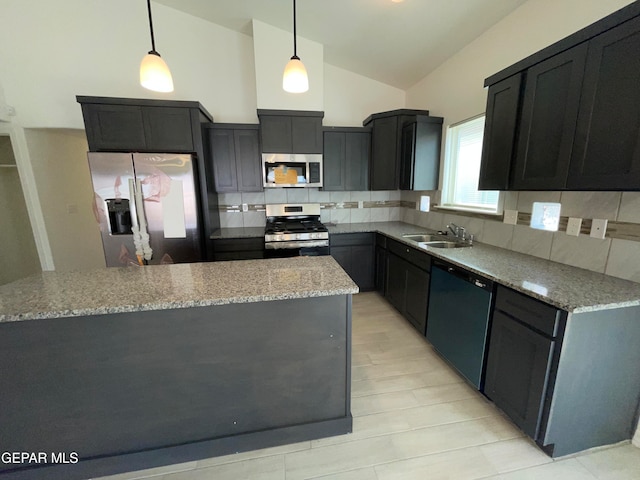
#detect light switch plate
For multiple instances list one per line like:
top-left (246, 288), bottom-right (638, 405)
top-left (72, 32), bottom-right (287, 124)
top-left (419, 195), bottom-right (430, 212)
top-left (590, 218), bottom-right (608, 239)
top-left (503, 209), bottom-right (518, 225)
top-left (566, 217), bottom-right (582, 236)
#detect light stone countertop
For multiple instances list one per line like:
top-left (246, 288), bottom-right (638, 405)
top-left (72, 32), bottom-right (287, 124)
top-left (0, 256), bottom-right (358, 323)
top-left (210, 222), bottom-right (640, 313)
top-left (330, 222), bottom-right (640, 313)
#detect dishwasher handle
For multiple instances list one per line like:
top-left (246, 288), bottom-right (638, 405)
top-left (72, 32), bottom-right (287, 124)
top-left (433, 262), bottom-right (493, 292)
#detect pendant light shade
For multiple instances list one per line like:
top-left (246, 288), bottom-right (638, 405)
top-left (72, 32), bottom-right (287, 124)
top-left (283, 0), bottom-right (308, 93)
top-left (140, 52), bottom-right (174, 92)
top-left (283, 56), bottom-right (309, 93)
top-left (140, 0), bottom-right (174, 93)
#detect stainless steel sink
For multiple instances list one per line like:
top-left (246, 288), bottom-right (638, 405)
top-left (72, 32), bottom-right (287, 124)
top-left (402, 234), bottom-right (441, 242)
top-left (422, 240), bottom-right (471, 249)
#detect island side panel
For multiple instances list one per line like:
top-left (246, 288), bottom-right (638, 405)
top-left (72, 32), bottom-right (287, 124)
top-left (542, 305), bottom-right (640, 457)
top-left (0, 295), bottom-right (352, 477)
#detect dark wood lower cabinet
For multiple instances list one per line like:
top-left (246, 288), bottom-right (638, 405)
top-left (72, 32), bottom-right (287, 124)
top-left (484, 311), bottom-right (555, 439)
top-left (385, 251), bottom-right (430, 335)
top-left (375, 245), bottom-right (387, 296)
top-left (330, 233), bottom-right (374, 291)
top-left (211, 238), bottom-right (264, 261)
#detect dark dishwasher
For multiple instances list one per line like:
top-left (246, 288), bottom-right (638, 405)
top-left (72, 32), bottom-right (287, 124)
top-left (426, 260), bottom-right (494, 389)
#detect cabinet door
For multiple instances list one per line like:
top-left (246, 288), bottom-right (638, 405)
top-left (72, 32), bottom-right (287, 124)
top-left (260, 116), bottom-right (292, 153)
top-left (399, 123), bottom-right (416, 190)
top-left (350, 245), bottom-right (375, 291)
top-left (568, 17), bottom-right (640, 190)
top-left (292, 116), bottom-right (323, 153)
top-left (345, 132), bottom-right (370, 191)
top-left (371, 116), bottom-right (399, 190)
top-left (323, 132), bottom-right (346, 191)
top-left (375, 246), bottom-right (387, 296)
top-left (404, 264), bottom-right (429, 335)
top-left (511, 45), bottom-right (587, 190)
top-left (386, 253), bottom-right (407, 313)
top-left (209, 129), bottom-right (238, 192)
top-left (330, 246), bottom-right (352, 275)
top-left (142, 107), bottom-right (194, 152)
top-left (478, 74), bottom-right (522, 190)
top-left (484, 311), bottom-right (554, 439)
top-left (85, 104), bottom-right (146, 151)
top-left (234, 129), bottom-right (263, 192)
top-left (412, 121), bottom-right (442, 191)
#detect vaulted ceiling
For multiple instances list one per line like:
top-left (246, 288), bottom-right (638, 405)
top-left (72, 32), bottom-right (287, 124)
top-left (153, 0), bottom-right (529, 90)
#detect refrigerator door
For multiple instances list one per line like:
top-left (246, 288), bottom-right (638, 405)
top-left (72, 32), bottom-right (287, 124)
top-left (87, 152), bottom-right (139, 267)
top-left (132, 153), bottom-right (202, 264)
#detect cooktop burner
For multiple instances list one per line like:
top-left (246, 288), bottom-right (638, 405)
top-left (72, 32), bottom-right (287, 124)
top-left (265, 220), bottom-right (327, 235)
top-left (264, 203), bottom-right (329, 244)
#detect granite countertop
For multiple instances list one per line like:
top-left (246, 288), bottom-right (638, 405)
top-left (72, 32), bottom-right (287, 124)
top-left (0, 256), bottom-right (358, 323)
top-left (353, 222), bottom-right (640, 313)
top-left (210, 222), bottom-right (640, 313)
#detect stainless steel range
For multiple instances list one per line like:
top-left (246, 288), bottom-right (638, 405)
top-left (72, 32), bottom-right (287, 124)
top-left (265, 203), bottom-right (329, 257)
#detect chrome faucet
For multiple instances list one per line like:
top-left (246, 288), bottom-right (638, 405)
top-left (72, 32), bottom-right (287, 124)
top-left (447, 223), bottom-right (474, 244)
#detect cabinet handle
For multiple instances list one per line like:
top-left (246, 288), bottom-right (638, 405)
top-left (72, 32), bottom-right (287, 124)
top-left (406, 248), bottom-right (410, 253)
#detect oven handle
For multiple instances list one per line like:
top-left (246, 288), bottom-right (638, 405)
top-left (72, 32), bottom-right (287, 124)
top-left (265, 240), bottom-right (329, 249)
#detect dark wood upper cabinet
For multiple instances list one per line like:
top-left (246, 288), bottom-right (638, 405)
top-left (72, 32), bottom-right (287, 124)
top-left (77, 99), bottom-right (205, 153)
top-left (323, 128), bottom-right (370, 191)
top-left (479, 3), bottom-right (640, 191)
top-left (511, 44), bottom-right (588, 190)
top-left (141, 107), bottom-right (193, 152)
top-left (567, 16), bottom-right (640, 190)
top-left (206, 125), bottom-right (262, 193)
top-left (478, 75), bottom-right (522, 190)
top-left (257, 110), bottom-right (323, 154)
top-left (364, 109), bottom-right (439, 191)
top-left (370, 115), bottom-right (399, 190)
top-left (399, 118), bottom-right (443, 191)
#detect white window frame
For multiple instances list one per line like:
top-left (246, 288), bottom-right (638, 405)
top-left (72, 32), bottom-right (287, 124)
top-left (440, 114), bottom-right (502, 215)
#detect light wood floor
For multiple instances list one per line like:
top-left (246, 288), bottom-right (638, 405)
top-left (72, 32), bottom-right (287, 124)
top-left (98, 292), bottom-right (640, 480)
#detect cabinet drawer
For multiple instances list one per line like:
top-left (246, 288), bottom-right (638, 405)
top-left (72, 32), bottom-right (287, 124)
top-left (495, 286), bottom-right (561, 337)
top-left (330, 232), bottom-right (374, 247)
top-left (388, 239), bottom-right (431, 272)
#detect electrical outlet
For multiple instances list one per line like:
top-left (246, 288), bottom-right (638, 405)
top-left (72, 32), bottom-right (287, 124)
top-left (358, 200), bottom-right (363, 209)
top-left (566, 217), bottom-right (582, 236)
top-left (590, 218), bottom-right (608, 239)
top-left (503, 209), bottom-right (518, 225)
top-left (242, 203), bottom-right (248, 212)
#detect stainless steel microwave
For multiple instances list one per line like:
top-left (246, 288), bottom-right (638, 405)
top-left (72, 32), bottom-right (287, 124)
top-left (262, 154), bottom-right (323, 188)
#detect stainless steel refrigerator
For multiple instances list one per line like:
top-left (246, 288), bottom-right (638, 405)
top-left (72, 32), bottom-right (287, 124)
top-left (88, 152), bottom-right (202, 267)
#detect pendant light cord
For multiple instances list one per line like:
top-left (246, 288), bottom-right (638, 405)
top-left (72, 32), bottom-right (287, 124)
top-left (147, 0), bottom-right (157, 54)
top-left (292, 0), bottom-right (298, 59)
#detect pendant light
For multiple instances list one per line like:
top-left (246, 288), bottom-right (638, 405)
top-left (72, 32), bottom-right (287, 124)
top-left (140, 0), bottom-right (174, 92)
top-left (282, 0), bottom-right (309, 93)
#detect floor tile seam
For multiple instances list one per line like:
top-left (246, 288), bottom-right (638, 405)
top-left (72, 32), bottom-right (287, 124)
top-left (351, 379), bottom-right (465, 398)
top-left (351, 397), bottom-right (497, 419)
top-left (306, 413), bottom-right (515, 450)
top-left (351, 368), bottom-right (463, 384)
top-left (193, 448), bottom-right (308, 471)
top-left (357, 353), bottom-right (448, 366)
top-left (470, 455), bottom-right (600, 480)
top-left (298, 465), bottom-right (380, 480)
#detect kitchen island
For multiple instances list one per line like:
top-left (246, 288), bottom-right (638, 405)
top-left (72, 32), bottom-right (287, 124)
top-left (0, 257), bottom-right (358, 480)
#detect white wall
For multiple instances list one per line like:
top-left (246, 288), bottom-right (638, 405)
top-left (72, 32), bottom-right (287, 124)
top-left (407, 0), bottom-right (635, 123)
top-left (324, 64), bottom-right (405, 126)
top-left (0, 0), bottom-right (258, 127)
top-left (252, 20), bottom-right (324, 111)
top-left (24, 129), bottom-right (105, 272)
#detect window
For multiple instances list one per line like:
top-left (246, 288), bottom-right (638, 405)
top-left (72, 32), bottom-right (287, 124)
top-left (441, 115), bottom-right (500, 213)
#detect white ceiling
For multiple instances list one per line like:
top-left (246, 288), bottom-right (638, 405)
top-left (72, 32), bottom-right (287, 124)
top-left (153, 0), bottom-right (529, 90)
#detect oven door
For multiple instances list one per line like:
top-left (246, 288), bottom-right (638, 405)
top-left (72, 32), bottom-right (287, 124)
top-left (264, 240), bottom-right (329, 258)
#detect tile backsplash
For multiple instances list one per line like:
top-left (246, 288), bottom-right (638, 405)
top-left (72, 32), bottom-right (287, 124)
top-left (217, 190), bottom-right (402, 228)
top-left (401, 190), bottom-right (640, 283)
